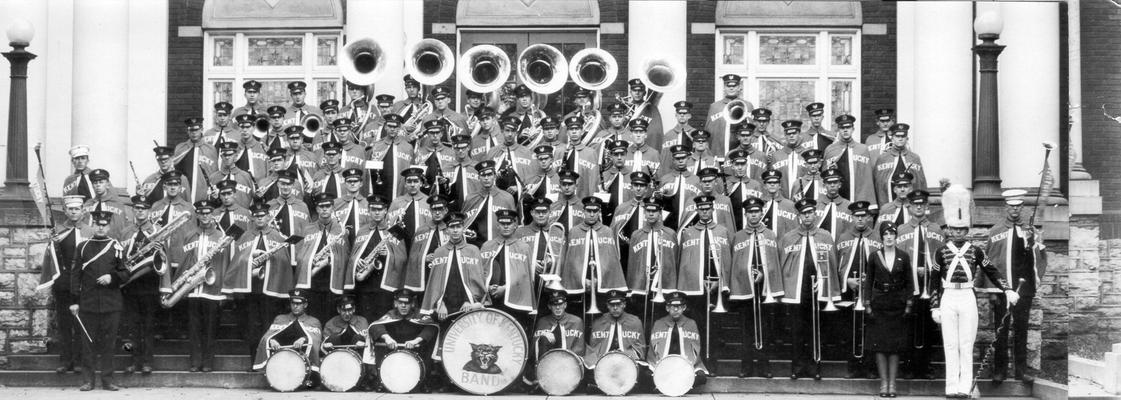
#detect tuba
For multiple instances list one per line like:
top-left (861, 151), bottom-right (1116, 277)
top-left (459, 45), bottom-right (512, 94)
top-left (569, 48), bottom-right (617, 91)
top-left (406, 38), bottom-right (455, 86)
top-left (302, 114), bottom-right (324, 137)
top-left (518, 44), bottom-right (569, 94)
top-left (253, 117), bottom-right (271, 140)
top-left (723, 99), bottom-right (750, 125)
top-left (638, 57), bottom-right (684, 93)
top-left (340, 38), bottom-right (387, 86)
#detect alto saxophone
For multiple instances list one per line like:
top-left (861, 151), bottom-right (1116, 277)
top-left (310, 228), bottom-right (350, 277)
top-left (161, 226), bottom-right (243, 308)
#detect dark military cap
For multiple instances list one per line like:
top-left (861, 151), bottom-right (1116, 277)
top-left (693, 195), bottom-right (715, 209)
top-left (495, 209), bottom-right (518, 224)
top-left (214, 102), bottom-right (233, 115)
top-left (153, 146), bottom-right (175, 158)
top-left (367, 195), bottom-right (389, 209)
top-left (89, 169), bottom-right (110, 182)
top-left (805, 102), bottom-right (825, 116)
top-left (451, 134), bottom-right (472, 148)
top-left (275, 170), bottom-right (296, 184)
top-left (801, 149), bottom-right (823, 164)
top-left (131, 195), bottom-right (151, 209)
top-left (875, 109), bottom-right (895, 121)
top-left (794, 198), bottom-right (817, 213)
top-left (478, 106), bottom-right (497, 117)
top-left (342, 168), bottom-right (364, 181)
top-left (782, 120), bottom-right (803, 134)
top-left (284, 125), bottom-right (305, 137)
top-left (627, 78), bottom-right (645, 90)
top-left (249, 201), bottom-right (270, 216)
top-left (608, 140), bottom-right (629, 155)
top-left (216, 179), bottom-right (238, 193)
top-left (528, 196), bottom-right (553, 211)
top-left (533, 145), bottom-right (554, 158)
top-left (751, 108), bottom-right (773, 122)
top-left (891, 123), bottom-right (911, 136)
top-left (446, 212), bottom-right (467, 227)
top-left (727, 149), bottom-right (749, 163)
top-left (514, 84), bottom-right (532, 98)
top-left (558, 170), bottom-right (580, 184)
top-left (834, 114), bottom-right (856, 129)
top-left (606, 290), bottom-right (628, 304)
top-left (629, 119), bottom-right (649, 131)
top-left (422, 119), bottom-right (445, 134)
top-left (216, 141), bottom-right (239, 155)
top-left (582, 196), bottom-right (605, 211)
top-left (474, 160), bottom-right (497, 175)
top-left (267, 106), bottom-right (287, 118)
top-left (90, 211), bottom-right (113, 225)
top-left (383, 114), bottom-right (403, 126)
top-left (573, 89), bottom-right (593, 99)
top-left (734, 123), bottom-right (757, 135)
top-left (312, 192), bottom-right (336, 208)
top-left (321, 140), bottom-right (343, 154)
top-left (692, 130), bottom-right (711, 142)
top-left (320, 99), bottom-right (340, 113)
top-left (243, 80), bottom-right (262, 92)
top-left (744, 197), bottom-right (765, 212)
top-left (184, 118), bottom-right (204, 130)
top-left (540, 116), bottom-right (560, 130)
top-left (761, 169), bottom-right (782, 183)
top-left (665, 291), bottom-right (687, 306)
top-left (403, 75), bottom-right (420, 87)
top-left (547, 290), bottom-right (568, 305)
top-left (629, 171), bottom-right (651, 186)
top-left (375, 94), bottom-right (395, 107)
top-left (500, 116), bottom-right (521, 131)
top-left (337, 296), bottom-right (356, 310)
top-left (162, 170), bottom-right (183, 184)
top-left (333, 118), bottom-right (354, 129)
top-left (891, 171), bottom-right (914, 186)
top-left (465, 90), bottom-right (483, 99)
top-left (235, 114), bottom-right (255, 126)
top-left (393, 288), bottom-right (416, 303)
top-left (643, 197), bottom-right (664, 211)
top-left (907, 190), bottom-right (930, 205)
top-left (427, 195), bottom-right (449, 209)
top-left (848, 201), bottom-right (872, 217)
top-left (607, 103), bottom-right (627, 116)
top-left (697, 167), bottom-right (720, 181)
top-left (287, 81), bottom-right (307, 93)
top-left (564, 116), bottom-right (585, 129)
top-left (401, 167), bottom-right (424, 179)
top-left (822, 168), bottom-right (843, 184)
top-left (673, 101), bottom-right (693, 113)
top-left (670, 144), bottom-right (691, 158)
top-left (721, 74), bottom-right (742, 86)
top-left (194, 199), bottom-right (217, 213)
top-left (430, 86), bottom-right (452, 100)
top-left (289, 289), bottom-right (308, 303)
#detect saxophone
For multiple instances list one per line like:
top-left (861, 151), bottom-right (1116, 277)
top-left (161, 225), bottom-right (244, 308)
top-left (251, 235), bottom-right (305, 278)
top-left (309, 227), bottom-right (350, 277)
top-left (355, 219), bottom-right (407, 281)
top-left (123, 212), bottom-right (192, 286)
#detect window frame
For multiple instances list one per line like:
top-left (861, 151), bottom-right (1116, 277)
top-left (714, 28), bottom-right (861, 133)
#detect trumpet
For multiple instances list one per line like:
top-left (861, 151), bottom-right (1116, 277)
top-left (123, 212), bottom-right (192, 286)
top-left (161, 225), bottom-right (244, 308)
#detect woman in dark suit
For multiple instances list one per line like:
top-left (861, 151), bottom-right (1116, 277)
top-left (863, 222), bottom-right (913, 397)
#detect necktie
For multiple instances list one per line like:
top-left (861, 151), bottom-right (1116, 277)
top-left (536, 231), bottom-right (549, 263)
top-left (669, 321), bottom-right (681, 355)
top-left (610, 321), bottom-right (622, 351)
top-left (647, 230), bottom-right (657, 270)
top-left (703, 228), bottom-right (715, 279)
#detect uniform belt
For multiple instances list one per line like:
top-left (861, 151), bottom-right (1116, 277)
top-left (873, 282), bottom-right (897, 292)
top-left (942, 282), bottom-right (973, 289)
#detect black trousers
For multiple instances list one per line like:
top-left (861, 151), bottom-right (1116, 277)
top-left (79, 310), bottom-right (120, 384)
top-left (735, 299), bottom-right (771, 374)
top-left (907, 297), bottom-right (940, 377)
top-left (786, 300), bottom-right (820, 375)
top-left (187, 298), bottom-right (219, 369)
top-left (355, 290), bottom-right (393, 324)
top-left (684, 294), bottom-right (716, 365)
top-left (53, 289), bottom-right (82, 367)
top-left (123, 293), bottom-right (159, 367)
top-left (992, 294), bottom-right (1034, 374)
top-left (239, 293), bottom-right (284, 360)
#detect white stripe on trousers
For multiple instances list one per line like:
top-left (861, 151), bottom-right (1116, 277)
top-left (940, 288), bottom-right (978, 395)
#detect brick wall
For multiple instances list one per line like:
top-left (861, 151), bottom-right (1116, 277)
top-left (860, 1), bottom-right (897, 130)
top-left (166, 0), bottom-right (205, 147)
top-left (685, 0), bottom-right (716, 129)
top-left (0, 203), bottom-right (56, 367)
top-left (598, 0), bottom-right (629, 99)
top-left (1080, 0), bottom-right (1121, 226)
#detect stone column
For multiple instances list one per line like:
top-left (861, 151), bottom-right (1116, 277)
top-left (897, 2), bottom-right (974, 188)
top-left (628, 0), bottom-right (687, 131)
top-left (71, 0), bottom-right (129, 187)
top-left (1067, 0), bottom-right (1090, 180)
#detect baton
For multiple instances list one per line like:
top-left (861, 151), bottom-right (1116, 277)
top-left (69, 308), bottom-right (94, 343)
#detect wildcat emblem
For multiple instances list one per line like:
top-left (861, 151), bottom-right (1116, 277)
top-left (463, 343), bottom-right (502, 374)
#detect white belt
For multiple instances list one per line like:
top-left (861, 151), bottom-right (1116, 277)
top-left (942, 282), bottom-right (973, 289)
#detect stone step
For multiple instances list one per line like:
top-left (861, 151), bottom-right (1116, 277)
top-left (0, 371), bottom-right (1033, 396)
top-left (6, 354), bottom-right (253, 372)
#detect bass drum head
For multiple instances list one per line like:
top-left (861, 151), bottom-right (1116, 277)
top-left (440, 308), bottom-right (529, 395)
top-left (264, 349), bottom-right (308, 392)
top-left (320, 349), bottom-right (362, 392)
top-left (653, 354), bottom-right (694, 397)
top-left (536, 349), bottom-right (584, 396)
top-left (380, 350), bottom-right (425, 394)
top-left (594, 352), bottom-right (638, 396)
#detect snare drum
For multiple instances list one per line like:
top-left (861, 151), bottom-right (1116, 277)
top-left (320, 348), bottom-right (363, 392)
top-left (595, 351), bottom-right (638, 396)
top-left (379, 350), bottom-right (426, 394)
top-left (265, 348), bottom-right (310, 392)
top-left (653, 354), bottom-right (694, 397)
top-left (536, 348), bottom-right (584, 395)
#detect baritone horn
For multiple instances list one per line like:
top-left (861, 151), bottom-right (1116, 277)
top-left (569, 48), bottom-right (618, 91)
top-left (724, 99), bottom-right (750, 125)
top-left (253, 117), bottom-right (270, 139)
top-left (340, 37), bottom-right (387, 86)
top-left (518, 44), bottom-right (569, 94)
top-left (302, 114), bottom-right (323, 136)
top-left (406, 38), bottom-right (455, 85)
top-left (459, 45), bottom-right (511, 93)
top-left (638, 57), bottom-right (684, 93)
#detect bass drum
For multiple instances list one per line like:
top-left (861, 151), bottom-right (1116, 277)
top-left (319, 348), bottom-right (363, 392)
top-left (440, 308), bottom-right (529, 395)
top-left (536, 348), bottom-right (584, 395)
top-left (595, 351), bottom-right (638, 396)
top-left (379, 350), bottom-right (426, 394)
top-left (653, 354), bottom-right (694, 397)
top-left (264, 348), bottom-right (310, 392)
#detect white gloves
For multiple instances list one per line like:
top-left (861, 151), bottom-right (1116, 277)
top-left (931, 308), bottom-right (942, 324)
top-left (1005, 290), bottom-right (1020, 306)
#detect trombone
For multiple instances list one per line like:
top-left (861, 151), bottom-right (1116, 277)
top-left (705, 237), bottom-right (727, 360)
top-left (585, 259), bottom-right (602, 316)
top-left (852, 250), bottom-right (867, 359)
top-left (812, 255), bottom-right (839, 364)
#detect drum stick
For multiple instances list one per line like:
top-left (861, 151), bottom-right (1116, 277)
top-left (70, 309), bottom-right (94, 343)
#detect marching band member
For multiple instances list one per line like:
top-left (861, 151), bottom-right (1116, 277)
top-left (730, 197), bottom-right (781, 378)
top-left (349, 195), bottom-right (408, 322)
top-left (660, 101), bottom-right (697, 165)
top-left (592, 103), bottom-right (629, 149)
top-left (532, 290), bottom-right (587, 379)
top-left (413, 120), bottom-right (455, 196)
top-left (365, 289), bottom-right (439, 393)
top-left (209, 142), bottom-right (256, 208)
top-left (469, 107), bottom-right (502, 161)
top-left (332, 168), bottom-right (370, 245)
top-left (320, 297), bottom-right (369, 368)
top-left (253, 290), bottom-right (323, 375)
top-left (824, 114), bottom-right (876, 205)
top-left (360, 94), bottom-right (396, 143)
top-left (726, 124), bottom-right (769, 181)
top-left (366, 114), bottom-right (412, 198)
top-left (388, 167), bottom-right (432, 242)
top-left (749, 108), bottom-right (782, 152)
top-left (462, 89), bottom-right (484, 121)
top-left (37, 195), bottom-right (91, 374)
top-left (506, 85), bottom-right (545, 140)
top-left (873, 123), bottom-right (928, 206)
top-left (403, 195), bottom-right (450, 293)
top-left (864, 109), bottom-right (895, 160)
top-left (681, 168), bottom-right (735, 227)
top-left (168, 199), bottom-right (231, 373)
top-left (931, 204), bottom-right (1017, 399)
top-left (139, 146), bottom-right (184, 204)
top-left (417, 86), bottom-right (468, 147)
top-left (150, 172), bottom-right (194, 231)
top-left (799, 103), bottom-right (834, 152)
top-left (704, 74), bottom-right (752, 156)
top-left (203, 102), bottom-right (234, 146)
top-left (647, 292), bottom-right (708, 386)
top-left (316, 99), bottom-right (341, 146)
top-left (585, 290), bottom-right (648, 383)
top-left (266, 170), bottom-right (310, 246)
top-left (232, 116), bottom-right (268, 179)
top-left (611, 171), bottom-right (653, 270)
top-left (599, 140), bottom-right (633, 224)
top-left (342, 82), bottom-right (373, 136)
top-left (982, 189), bottom-right (1046, 384)
top-left (394, 75), bottom-right (427, 133)
top-left (513, 197), bottom-right (566, 313)
top-left (835, 201), bottom-right (882, 379)
top-left (684, 131), bottom-right (720, 178)
top-left (483, 209), bottom-right (537, 330)
top-left (536, 117), bottom-right (565, 154)
top-left (232, 80), bottom-right (264, 118)
top-left (213, 180), bottom-right (251, 234)
top-left (779, 198), bottom-right (840, 380)
top-left (725, 149), bottom-right (766, 231)
top-left (792, 150), bottom-right (828, 203)
top-left (623, 79), bottom-right (663, 147)
top-left (896, 189), bottom-right (944, 379)
top-left (262, 106), bottom-right (290, 151)
top-left (282, 127), bottom-right (319, 190)
top-left (311, 141), bottom-right (347, 199)
top-left (463, 160), bottom-right (517, 245)
top-left (550, 170), bottom-right (586, 233)
top-left (420, 212), bottom-right (487, 321)
top-left (256, 149), bottom-right (291, 202)
top-left (330, 119), bottom-right (367, 170)
top-left (173, 118), bottom-right (219, 202)
top-left (561, 89), bottom-right (601, 141)
top-left (228, 200), bottom-right (293, 365)
top-left (63, 145), bottom-right (97, 201)
top-left (760, 169), bottom-right (799, 237)
top-left (281, 81), bottom-right (324, 124)
top-left (770, 122), bottom-right (805, 197)
top-left (294, 193), bottom-right (351, 323)
top-left (83, 169), bottom-right (133, 240)
top-left (69, 211), bottom-right (129, 391)
top-left (445, 135), bottom-right (482, 211)
top-left (559, 197), bottom-right (627, 316)
top-left (120, 195), bottom-right (166, 375)
top-left (877, 172), bottom-right (915, 227)
top-left (816, 168), bottom-right (855, 240)
top-left (486, 117), bottom-right (533, 203)
top-left (674, 194), bottom-right (732, 369)
top-left (558, 116), bottom-right (601, 200)
top-left (624, 119), bottom-right (660, 174)
top-left (657, 145), bottom-right (702, 230)
top-left (624, 198), bottom-right (677, 322)
top-left (863, 222), bottom-right (913, 398)
top-left (524, 145), bottom-right (561, 220)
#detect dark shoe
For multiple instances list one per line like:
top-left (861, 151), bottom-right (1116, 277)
top-left (992, 370), bottom-right (1006, 384)
top-left (760, 370), bottom-right (773, 379)
top-left (55, 366), bottom-right (67, 374)
top-left (79, 383), bottom-right (94, 391)
top-left (888, 382), bottom-right (897, 397)
top-left (1015, 371), bottom-right (1034, 383)
top-left (879, 381), bottom-right (889, 397)
top-left (188, 366), bottom-right (199, 372)
top-left (124, 365), bottom-right (137, 374)
top-left (102, 382), bottom-right (121, 391)
top-left (738, 368), bottom-right (749, 378)
top-left (72, 366), bottom-right (83, 374)
top-left (201, 366), bottom-right (213, 372)
top-left (813, 372), bottom-right (822, 380)
top-left (141, 365), bottom-right (153, 375)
